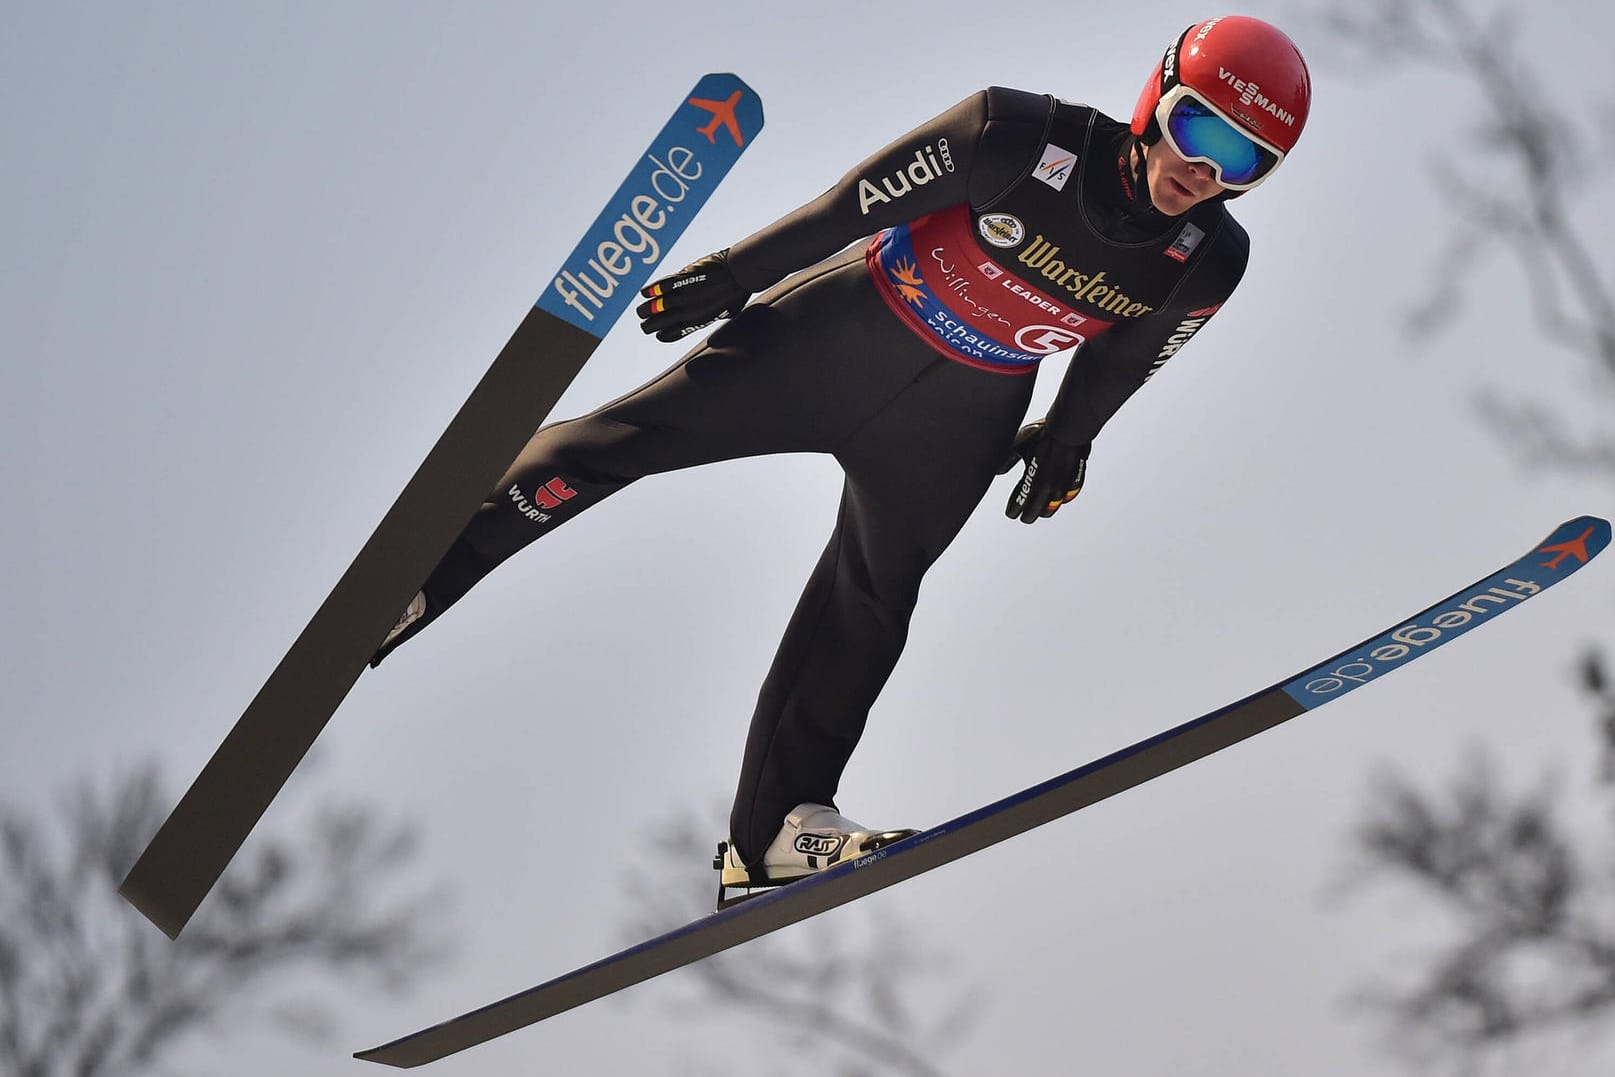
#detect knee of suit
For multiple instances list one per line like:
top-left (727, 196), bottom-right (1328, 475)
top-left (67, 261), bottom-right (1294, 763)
top-left (844, 554), bottom-right (934, 621)
top-left (424, 535), bottom-right (502, 613)
top-left (506, 437), bottom-right (647, 495)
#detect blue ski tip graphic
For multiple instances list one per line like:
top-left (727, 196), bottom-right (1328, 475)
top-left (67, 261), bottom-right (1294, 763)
top-left (1282, 515), bottom-right (1610, 710)
top-left (536, 73), bottom-right (764, 336)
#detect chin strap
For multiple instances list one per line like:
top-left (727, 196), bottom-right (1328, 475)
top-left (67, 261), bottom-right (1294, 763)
top-left (1119, 137), bottom-right (1159, 214)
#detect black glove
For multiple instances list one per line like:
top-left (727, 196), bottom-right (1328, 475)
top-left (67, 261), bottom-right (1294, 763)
top-left (999, 420), bottom-right (1090, 524)
top-left (635, 250), bottom-right (750, 342)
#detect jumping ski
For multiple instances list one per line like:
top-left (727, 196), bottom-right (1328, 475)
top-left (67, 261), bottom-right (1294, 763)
top-left (355, 515), bottom-right (1608, 1068)
top-left (119, 74), bottom-right (765, 939)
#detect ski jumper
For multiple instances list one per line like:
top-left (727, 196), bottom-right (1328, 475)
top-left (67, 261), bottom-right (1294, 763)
top-left (378, 88), bottom-right (1250, 864)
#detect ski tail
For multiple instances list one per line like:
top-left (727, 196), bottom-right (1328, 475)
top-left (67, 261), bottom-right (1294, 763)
top-left (354, 516), bottom-right (1608, 1067)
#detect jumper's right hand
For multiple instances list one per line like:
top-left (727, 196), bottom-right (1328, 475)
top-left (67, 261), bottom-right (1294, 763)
top-left (999, 420), bottom-right (1090, 524)
top-left (636, 250), bottom-right (750, 342)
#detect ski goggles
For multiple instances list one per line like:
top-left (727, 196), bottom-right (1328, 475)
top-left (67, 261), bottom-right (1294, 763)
top-left (1153, 85), bottom-right (1285, 190)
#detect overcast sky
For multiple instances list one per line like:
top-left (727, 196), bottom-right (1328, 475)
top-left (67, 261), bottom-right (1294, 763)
top-left (5, 2), bottom-right (1613, 1074)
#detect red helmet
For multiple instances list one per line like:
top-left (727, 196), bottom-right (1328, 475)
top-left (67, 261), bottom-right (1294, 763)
top-left (1131, 16), bottom-right (1312, 177)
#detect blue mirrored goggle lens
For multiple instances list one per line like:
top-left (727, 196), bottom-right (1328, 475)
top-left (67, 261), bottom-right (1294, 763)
top-left (1165, 99), bottom-right (1269, 185)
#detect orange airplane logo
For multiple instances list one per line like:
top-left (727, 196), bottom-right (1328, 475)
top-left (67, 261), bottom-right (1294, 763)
top-left (689, 90), bottom-right (747, 148)
top-left (1537, 526), bottom-right (1595, 570)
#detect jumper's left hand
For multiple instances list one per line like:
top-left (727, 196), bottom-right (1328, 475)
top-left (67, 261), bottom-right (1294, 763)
top-left (1000, 421), bottom-right (1090, 524)
top-left (636, 250), bottom-right (751, 342)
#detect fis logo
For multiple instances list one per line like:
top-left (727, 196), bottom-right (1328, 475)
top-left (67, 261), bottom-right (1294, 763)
top-left (539, 74), bottom-right (764, 336)
top-left (1033, 143), bottom-right (1078, 192)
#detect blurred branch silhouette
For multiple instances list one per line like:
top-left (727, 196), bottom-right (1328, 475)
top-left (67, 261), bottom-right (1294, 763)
top-left (620, 808), bottom-right (978, 1077)
top-left (1317, 0), bottom-right (1615, 475)
top-left (1343, 745), bottom-right (1615, 1067)
top-left (1308, 0), bottom-right (1615, 1069)
top-left (1586, 649), bottom-right (1615, 783)
top-left (0, 763), bottom-right (448, 1077)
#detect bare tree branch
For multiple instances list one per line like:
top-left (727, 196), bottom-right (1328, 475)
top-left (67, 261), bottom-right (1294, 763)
top-left (0, 763), bottom-right (450, 1077)
top-left (1306, 0), bottom-right (1615, 478)
top-left (1344, 750), bottom-right (1615, 1066)
top-left (1472, 394), bottom-right (1615, 475)
top-left (1580, 649), bottom-right (1615, 784)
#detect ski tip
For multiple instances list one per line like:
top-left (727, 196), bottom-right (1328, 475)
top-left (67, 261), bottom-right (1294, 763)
top-left (1535, 516), bottom-right (1611, 573)
top-left (1279, 515), bottom-right (1610, 713)
top-left (698, 71), bottom-right (754, 91)
top-left (688, 72), bottom-right (765, 130)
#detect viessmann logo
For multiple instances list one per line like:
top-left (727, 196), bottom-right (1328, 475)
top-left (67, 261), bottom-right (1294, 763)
top-left (538, 76), bottom-right (762, 336)
top-left (1217, 67), bottom-right (1298, 128)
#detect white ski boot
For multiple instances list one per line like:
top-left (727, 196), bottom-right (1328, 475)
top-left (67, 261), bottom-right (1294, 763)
top-left (381, 590), bottom-right (425, 650)
top-left (714, 803), bottom-right (918, 908)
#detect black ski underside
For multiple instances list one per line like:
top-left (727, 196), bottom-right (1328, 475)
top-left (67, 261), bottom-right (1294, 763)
top-left (120, 308), bottom-right (598, 939)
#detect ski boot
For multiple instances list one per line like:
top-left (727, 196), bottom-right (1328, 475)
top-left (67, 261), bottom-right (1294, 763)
top-left (714, 803), bottom-right (918, 909)
top-left (371, 590), bottom-right (425, 666)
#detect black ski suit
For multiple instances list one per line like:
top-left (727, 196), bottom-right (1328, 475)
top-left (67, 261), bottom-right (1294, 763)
top-left (380, 87), bottom-right (1251, 864)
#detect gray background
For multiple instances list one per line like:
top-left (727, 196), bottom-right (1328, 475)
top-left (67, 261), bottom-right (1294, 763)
top-left (5, 1), bottom-right (1610, 1073)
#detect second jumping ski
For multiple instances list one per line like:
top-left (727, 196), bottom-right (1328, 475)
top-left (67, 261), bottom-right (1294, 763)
top-left (357, 515), bottom-right (1609, 1068)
